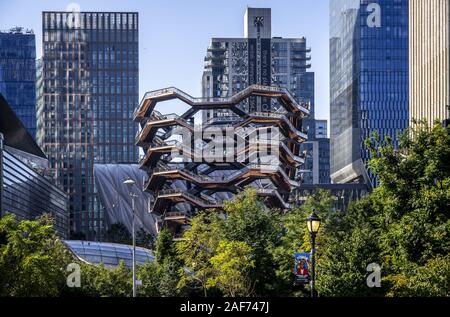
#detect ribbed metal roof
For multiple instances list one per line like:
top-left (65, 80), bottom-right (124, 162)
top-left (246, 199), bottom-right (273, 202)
top-left (63, 240), bottom-right (154, 268)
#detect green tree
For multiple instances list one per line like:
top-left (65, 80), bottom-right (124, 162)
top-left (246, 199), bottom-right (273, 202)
top-left (155, 228), bottom-right (176, 263)
top-left (77, 261), bottom-right (132, 297)
top-left (158, 258), bottom-right (181, 297)
top-left (222, 188), bottom-right (282, 296)
top-left (176, 211), bottom-right (223, 297)
top-left (0, 214), bottom-right (75, 296)
top-left (270, 189), bottom-right (335, 296)
top-left (106, 222), bottom-right (132, 245)
top-left (366, 122), bottom-right (450, 296)
top-left (153, 227), bottom-right (182, 296)
top-left (136, 228), bottom-right (155, 250)
top-left (316, 196), bottom-right (384, 297)
top-left (316, 122), bottom-right (450, 297)
top-left (384, 255), bottom-right (450, 297)
top-left (137, 261), bottom-right (160, 297)
top-left (207, 240), bottom-right (255, 297)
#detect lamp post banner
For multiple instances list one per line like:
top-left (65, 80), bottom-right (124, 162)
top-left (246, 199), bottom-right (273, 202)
top-left (294, 252), bottom-right (311, 285)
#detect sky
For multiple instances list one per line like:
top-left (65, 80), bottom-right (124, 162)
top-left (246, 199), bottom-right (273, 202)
top-left (0, 0), bottom-right (330, 123)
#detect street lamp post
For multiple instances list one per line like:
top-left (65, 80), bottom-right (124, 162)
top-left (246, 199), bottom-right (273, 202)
top-left (306, 211), bottom-right (321, 298)
top-left (124, 178), bottom-right (137, 298)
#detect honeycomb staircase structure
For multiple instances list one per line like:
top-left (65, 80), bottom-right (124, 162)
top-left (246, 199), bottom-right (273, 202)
top-left (134, 85), bottom-right (310, 237)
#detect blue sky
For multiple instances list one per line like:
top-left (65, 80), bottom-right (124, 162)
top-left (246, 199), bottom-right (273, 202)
top-left (0, 0), bottom-right (330, 122)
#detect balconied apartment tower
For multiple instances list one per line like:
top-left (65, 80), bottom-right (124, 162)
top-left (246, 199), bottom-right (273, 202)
top-left (134, 85), bottom-right (309, 238)
top-left (203, 7), bottom-right (330, 184)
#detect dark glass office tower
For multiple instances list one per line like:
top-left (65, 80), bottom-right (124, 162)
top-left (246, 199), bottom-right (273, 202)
top-left (0, 28), bottom-right (37, 138)
top-left (37, 12), bottom-right (139, 240)
top-left (330, 0), bottom-right (409, 185)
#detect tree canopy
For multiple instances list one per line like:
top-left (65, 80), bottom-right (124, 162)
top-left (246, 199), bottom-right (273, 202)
top-left (316, 122), bottom-right (450, 297)
top-left (0, 214), bottom-right (74, 296)
top-left (0, 122), bottom-right (448, 297)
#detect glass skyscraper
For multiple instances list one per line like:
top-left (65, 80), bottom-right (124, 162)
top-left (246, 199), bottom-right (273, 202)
top-left (1, 94), bottom-right (69, 238)
top-left (0, 27), bottom-right (37, 138)
top-left (330, 0), bottom-right (409, 185)
top-left (37, 12), bottom-right (139, 240)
